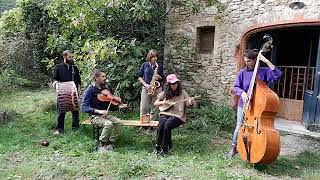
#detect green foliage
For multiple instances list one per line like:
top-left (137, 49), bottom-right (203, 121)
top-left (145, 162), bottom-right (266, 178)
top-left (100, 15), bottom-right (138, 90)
top-left (18, 0), bottom-right (50, 75)
top-left (0, 69), bottom-right (31, 92)
top-left (45, 0), bottom-right (166, 101)
top-left (0, 7), bottom-right (25, 36)
top-left (208, 0), bottom-right (227, 12)
top-left (0, 0), bottom-right (49, 87)
top-left (0, 35), bottom-right (47, 88)
top-left (1, 0), bottom-right (166, 95)
top-left (175, 0), bottom-right (226, 14)
top-left (186, 99), bottom-right (235, 132)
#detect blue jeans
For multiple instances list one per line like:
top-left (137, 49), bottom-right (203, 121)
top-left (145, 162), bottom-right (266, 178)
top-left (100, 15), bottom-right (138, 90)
top-left (231, 107), bottom-right (243, 146)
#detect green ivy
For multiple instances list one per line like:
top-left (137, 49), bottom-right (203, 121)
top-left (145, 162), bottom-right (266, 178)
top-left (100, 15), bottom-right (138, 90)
top-left (44, 0), bottom-right (167, 101)
top-left (175, 0), bottom-right (226, 13)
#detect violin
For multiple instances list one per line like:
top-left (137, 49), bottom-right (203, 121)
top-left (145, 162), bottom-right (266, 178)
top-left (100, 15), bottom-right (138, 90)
top-left (237, 35), bottom-right (280, 164)
top-left (97, 89), bottom-right (121, 106)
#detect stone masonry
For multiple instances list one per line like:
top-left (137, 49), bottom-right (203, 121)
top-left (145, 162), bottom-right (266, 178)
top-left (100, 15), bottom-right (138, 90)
top-left (164, 0), bottom-right (320, 106)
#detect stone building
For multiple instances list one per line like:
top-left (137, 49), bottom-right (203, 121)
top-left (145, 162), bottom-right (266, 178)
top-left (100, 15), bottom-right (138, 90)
top-left (164, 0), bottom-right (320, 131)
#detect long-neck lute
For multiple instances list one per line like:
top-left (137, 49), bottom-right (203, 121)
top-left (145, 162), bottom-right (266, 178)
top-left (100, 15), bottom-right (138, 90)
top-left (159, 95), bottom-right (200, 112)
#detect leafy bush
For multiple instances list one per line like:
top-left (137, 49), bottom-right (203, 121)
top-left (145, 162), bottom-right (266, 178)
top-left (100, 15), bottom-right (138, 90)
top-left (0, 0), bottom-right (49, 87)
top-left (0, 69), bottom-right (31, 92)
top-left (38, 99), bottom-right (56, 112)
top-left (186, 100), bottom-right (235, 132)
top-left (44, 0), bottom-right (167, 101)
top-left (0, 7), bottom-right (25, 36)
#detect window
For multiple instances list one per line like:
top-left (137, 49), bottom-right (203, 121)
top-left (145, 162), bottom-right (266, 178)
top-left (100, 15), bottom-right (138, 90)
top-left (197, 26), bottom-right (215, 54)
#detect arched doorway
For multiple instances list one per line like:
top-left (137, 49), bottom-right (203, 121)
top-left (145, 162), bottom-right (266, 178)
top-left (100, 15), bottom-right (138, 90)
top-left (238, 21), bottom-right (320, 132)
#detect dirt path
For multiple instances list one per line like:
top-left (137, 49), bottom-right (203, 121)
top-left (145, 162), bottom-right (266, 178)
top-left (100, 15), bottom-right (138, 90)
top-left (280, 133), bottom-right (320, 156)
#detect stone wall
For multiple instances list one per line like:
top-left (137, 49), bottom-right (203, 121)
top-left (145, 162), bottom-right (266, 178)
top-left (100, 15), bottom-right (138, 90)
top-left (164, 0), bottom-right (320, 105)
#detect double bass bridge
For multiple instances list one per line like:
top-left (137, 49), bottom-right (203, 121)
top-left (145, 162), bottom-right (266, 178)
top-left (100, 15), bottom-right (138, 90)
top-left (241, 123), bottom-right (254, 129)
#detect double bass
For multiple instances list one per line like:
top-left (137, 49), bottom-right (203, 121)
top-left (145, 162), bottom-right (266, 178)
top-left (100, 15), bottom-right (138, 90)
top-left (237, 35), bottom-right (280, 164)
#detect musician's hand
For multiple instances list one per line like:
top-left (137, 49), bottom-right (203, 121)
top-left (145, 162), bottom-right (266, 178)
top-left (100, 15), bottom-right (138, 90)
top-left (52, 81), bottom-right (58, 89)
top-left (145, 84), bottom-right (151, 90)
top-left (113, 96), bottom-right (122, 103)
top-left (98, 110), bottom-right (108, 117)
top-left (162, 99), bottom-right (170, 105)
top-left (257, 52), bottom-right (269, 63)
top-left (241, 92), bottom-right (248, 103)
top-left (187, 98), bottom-right (195, 106)
top-left (119, 103), bottom-right (128, 109)
top-left (155, 75), bottom-right (162, 80)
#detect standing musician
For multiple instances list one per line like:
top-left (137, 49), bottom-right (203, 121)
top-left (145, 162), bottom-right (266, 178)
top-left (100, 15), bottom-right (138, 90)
top-left (153, 74), bottom-right (195, 156)
top-left (82, 69), bottom-right (127, 152)
top-left (52, 50), bottom-right (81, 135)
top-left (138, 49), bottom-right (165, 121)
top-left (227, 49), bottom-right (282, 158)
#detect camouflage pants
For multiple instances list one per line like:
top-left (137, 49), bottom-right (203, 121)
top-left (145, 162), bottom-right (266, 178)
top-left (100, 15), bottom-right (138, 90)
top-left (90, 115), bottom-right (122, 143)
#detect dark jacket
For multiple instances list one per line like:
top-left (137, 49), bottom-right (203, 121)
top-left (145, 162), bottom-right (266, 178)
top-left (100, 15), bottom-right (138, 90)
top-left (53, 62), bottom-right (81, 85)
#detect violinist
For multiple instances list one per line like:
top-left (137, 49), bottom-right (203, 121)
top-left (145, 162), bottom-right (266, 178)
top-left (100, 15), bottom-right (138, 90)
top-left (82, 69), bottom-right (126, 152)
top-left (227, 49), bottom-right (282, 158)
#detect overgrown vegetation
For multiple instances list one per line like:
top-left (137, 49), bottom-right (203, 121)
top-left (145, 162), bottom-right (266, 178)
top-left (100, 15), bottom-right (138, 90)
top-left (0, 0), bottom-right (48, 91)
top-left (0, 0), bottom-right (167, 100)
top-left (0, 0), bottom-right (226, 99)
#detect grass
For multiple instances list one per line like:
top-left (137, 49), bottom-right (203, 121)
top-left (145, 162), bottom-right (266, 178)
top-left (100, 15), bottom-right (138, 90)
top-left (0, 89), bottom-right (320, 179)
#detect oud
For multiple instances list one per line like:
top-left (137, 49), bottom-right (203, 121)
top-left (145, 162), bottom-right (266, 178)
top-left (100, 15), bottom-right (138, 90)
top-left (159, 95), bottom-right (200, 112)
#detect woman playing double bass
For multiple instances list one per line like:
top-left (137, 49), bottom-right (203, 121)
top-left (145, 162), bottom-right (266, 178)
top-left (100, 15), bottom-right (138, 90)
top-left (227, 49), bottom-right (282, 158)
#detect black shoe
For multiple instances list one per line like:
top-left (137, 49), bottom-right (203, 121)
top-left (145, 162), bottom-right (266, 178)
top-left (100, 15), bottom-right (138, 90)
top-left (159, 149), bottom-right (169, 156)
top-left (152, 144), bottom-right (161, 154)
top-left (72, 127), bottom-right (79, 130)
top-left (100, 141), bottom-right (109, 147)
top-left (152, 149), bottom-right (161, 155)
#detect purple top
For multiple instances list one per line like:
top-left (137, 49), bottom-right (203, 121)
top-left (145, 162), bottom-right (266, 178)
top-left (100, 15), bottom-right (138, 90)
top-left (234, 67), bottom-right (282, 108)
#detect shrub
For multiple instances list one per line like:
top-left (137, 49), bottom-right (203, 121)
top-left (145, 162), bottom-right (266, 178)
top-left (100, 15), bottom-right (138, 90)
top-left (0, 69), bottom-right (31, 92)
top-left (186, 100), bottom-right (235, 132)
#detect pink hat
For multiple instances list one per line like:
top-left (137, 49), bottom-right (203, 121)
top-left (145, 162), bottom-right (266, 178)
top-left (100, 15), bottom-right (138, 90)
top-left (166, 74), bottom-right (180, 84)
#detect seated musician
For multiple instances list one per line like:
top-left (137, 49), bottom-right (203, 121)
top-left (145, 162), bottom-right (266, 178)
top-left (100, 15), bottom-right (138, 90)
top-left (81, 69), bottom-right (126, 152)
top-left (153, 74), bottom-right (195, 156)
top-left (227, 49), bottom-right (282, 158)
top-left (52, 50), bottom-right (81, 135)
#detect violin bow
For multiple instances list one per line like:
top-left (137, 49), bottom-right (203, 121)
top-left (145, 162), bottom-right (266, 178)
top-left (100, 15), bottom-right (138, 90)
top-left (105, 82), bottom-right (120, 114)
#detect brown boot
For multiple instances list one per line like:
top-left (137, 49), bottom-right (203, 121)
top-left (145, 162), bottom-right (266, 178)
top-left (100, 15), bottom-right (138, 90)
top-left (227, 144), bottom-right (237, 158)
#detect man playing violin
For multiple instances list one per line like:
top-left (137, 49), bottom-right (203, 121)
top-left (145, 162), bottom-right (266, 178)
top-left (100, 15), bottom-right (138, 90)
top-left (82, 69), bottom-right (127, 152)
top-left (227, 49), bottom-right (282, 158)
